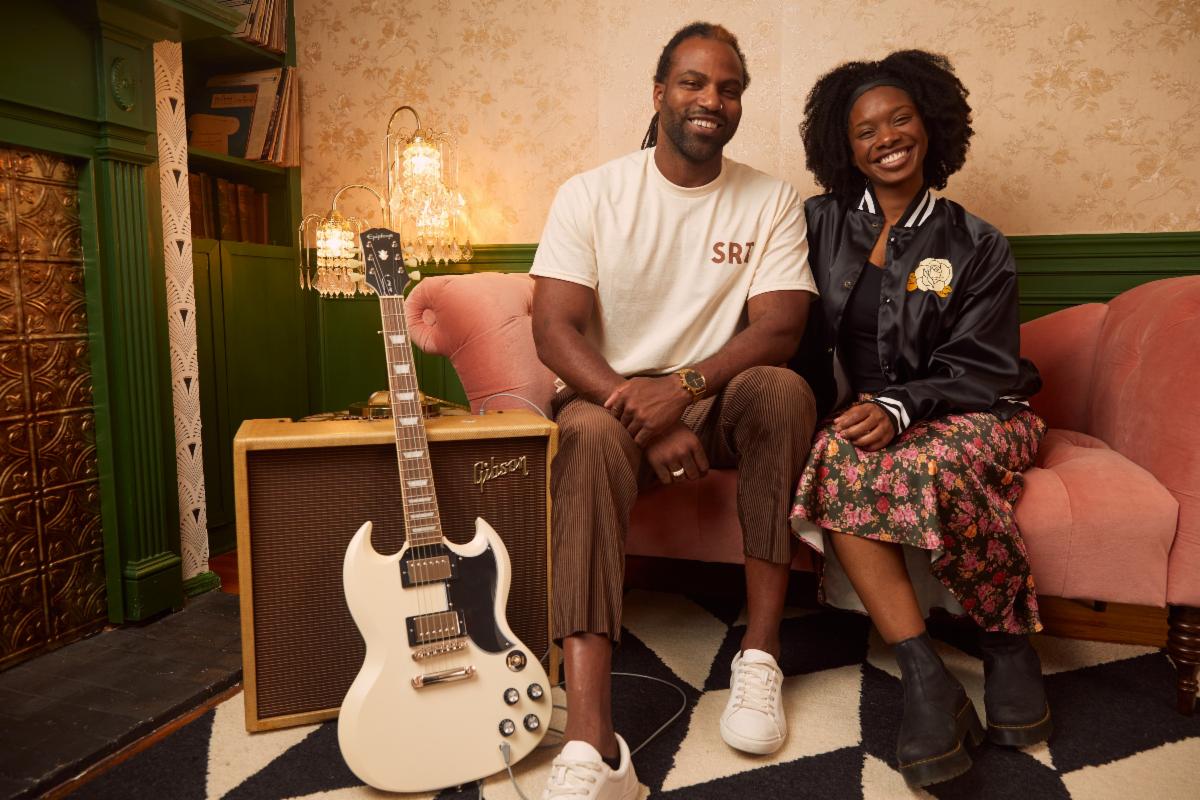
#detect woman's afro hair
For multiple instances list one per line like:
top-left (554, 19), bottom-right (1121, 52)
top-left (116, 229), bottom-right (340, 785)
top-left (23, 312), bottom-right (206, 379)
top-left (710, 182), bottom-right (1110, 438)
top-left (800, 50), bottom-right (973, 200)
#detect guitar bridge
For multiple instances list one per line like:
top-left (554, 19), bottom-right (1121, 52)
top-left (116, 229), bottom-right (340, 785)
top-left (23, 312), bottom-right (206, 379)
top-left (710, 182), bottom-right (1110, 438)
top-left (411, 665), bottom-right (476, 689)
top-left (411, 636), bottom-right (468, 660)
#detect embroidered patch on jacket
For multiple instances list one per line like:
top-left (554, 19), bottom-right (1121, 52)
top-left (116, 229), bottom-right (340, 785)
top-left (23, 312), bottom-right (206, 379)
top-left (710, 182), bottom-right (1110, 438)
top-left (907, 257), bottom-right (953, 297)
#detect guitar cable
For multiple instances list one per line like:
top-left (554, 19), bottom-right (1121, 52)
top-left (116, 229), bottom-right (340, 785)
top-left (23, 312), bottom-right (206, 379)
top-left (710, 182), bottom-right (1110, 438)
top-left (480, 671), bottom-right (690, 800)
top-left (476, 392), bottom-right (549, 417)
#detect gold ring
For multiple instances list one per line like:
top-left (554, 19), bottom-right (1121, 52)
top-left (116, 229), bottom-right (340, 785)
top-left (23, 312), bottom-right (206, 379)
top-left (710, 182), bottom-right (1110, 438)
top-left (671, 468), bottom-right (686, 478)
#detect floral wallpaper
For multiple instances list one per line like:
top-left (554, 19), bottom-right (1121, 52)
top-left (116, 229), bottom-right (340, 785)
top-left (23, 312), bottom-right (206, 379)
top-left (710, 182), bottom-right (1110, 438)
top-left (296, 0), bottom-right (1200, 241)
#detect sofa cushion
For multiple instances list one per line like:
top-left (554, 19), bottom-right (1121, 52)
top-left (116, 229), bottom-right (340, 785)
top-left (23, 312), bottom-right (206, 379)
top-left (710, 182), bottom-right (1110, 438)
top-left (627, 469), bottom-right (813, 570)
top-left (1016, 429), bottom-right (1178, 606)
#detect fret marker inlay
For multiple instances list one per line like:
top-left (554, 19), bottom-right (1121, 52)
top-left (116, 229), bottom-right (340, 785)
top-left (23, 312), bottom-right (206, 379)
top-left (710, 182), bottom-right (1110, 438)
top-left (403, 450), bottom-right (424, 459)
top-left (389, 334), bottom-right (406, 344)
top-left (408, 479), bottom-right (429, 488)
top-left (393, 363), bottom-right (411, 375)
top-left (396, 391), bottom-right (415, 401)
top-left (400, 417), bottom-right (419, 426)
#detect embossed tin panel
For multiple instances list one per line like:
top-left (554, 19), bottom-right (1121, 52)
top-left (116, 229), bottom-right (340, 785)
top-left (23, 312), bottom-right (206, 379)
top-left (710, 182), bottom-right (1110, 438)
top-left (0, 145), bottom-right (103, 670)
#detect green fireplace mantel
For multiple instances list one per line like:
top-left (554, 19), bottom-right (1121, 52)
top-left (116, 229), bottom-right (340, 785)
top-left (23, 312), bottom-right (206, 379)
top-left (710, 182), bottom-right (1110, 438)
top-left (0, 1), bottom-right (240, 621)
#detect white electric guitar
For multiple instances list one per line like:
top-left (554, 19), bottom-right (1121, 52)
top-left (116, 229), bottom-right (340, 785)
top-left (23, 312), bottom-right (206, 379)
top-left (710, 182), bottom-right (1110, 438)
top-left (338, 227), bottom-right (552, 792)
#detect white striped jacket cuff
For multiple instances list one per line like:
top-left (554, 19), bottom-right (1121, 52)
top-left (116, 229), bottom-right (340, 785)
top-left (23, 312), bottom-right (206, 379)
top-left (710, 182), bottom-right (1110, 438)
top-left (871, 396), bottom-right (911, 435)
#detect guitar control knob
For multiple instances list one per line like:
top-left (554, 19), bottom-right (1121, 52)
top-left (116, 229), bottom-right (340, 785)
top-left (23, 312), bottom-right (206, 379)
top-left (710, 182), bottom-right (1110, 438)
top-left (506, 650), bottom-right (527, 672)
top-left (499, 719), bottom-right (516, 737)
top-left (503, 688), bottom-right (520, 705)
top-left (527, 683), bottom-right (545, 701)
top-left (523, 714), bottom-right (541, 732)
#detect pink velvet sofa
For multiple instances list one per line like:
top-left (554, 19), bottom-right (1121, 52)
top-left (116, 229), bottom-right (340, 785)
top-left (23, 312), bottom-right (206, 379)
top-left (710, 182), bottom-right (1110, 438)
top-left (406, 271), bottom-right (1200, 714)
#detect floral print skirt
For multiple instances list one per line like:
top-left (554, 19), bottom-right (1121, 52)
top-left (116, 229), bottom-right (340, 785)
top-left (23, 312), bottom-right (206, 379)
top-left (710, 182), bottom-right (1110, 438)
top-left (790, 404), bottom-right (1047, 634)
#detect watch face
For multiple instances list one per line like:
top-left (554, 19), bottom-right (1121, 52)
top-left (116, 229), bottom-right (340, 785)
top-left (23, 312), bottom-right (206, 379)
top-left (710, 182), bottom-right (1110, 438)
top-left (684, 371), bottom-right (705, 390)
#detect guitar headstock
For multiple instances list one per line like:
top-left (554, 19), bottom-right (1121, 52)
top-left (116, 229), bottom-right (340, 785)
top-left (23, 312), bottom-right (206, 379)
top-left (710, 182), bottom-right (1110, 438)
top-left (359, 228), bottom-right (408, 297)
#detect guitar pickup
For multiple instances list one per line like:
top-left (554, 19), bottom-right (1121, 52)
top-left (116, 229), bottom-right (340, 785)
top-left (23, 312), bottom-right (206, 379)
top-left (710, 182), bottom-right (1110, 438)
top-left (406, 610), bottom-right (465, 646)
top-left (404, 555), bottom-right (453, 585)
top-left (399, 545), bottom-right (457, 588)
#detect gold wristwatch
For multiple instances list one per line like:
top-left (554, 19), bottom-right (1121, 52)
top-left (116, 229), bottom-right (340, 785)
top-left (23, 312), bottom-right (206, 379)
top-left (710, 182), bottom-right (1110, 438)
top-left (675, 367), bottom-right (707, 402)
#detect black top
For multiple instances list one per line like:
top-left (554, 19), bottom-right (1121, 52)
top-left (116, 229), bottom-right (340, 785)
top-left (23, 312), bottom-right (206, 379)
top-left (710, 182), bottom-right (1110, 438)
top-left (839, 262), bottom-right (887, 393)
top-left (788, 186), bottom-right (1041, 433)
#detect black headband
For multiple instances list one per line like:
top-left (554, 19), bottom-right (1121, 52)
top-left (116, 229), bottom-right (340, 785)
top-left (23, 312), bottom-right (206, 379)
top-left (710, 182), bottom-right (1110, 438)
top-left (845, 78), bottom-right (913, 120)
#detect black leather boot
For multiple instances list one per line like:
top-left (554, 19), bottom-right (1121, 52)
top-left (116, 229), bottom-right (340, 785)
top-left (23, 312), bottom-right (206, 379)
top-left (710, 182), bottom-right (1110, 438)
top-left (979, 630), bottom-right (1053, 746)
top-left (893, 632), bottom-right (984, 787)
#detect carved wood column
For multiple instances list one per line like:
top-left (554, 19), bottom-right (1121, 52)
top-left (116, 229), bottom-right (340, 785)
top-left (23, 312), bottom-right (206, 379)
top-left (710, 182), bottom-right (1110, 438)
top-left (90, 11), bottom-right (182, 620)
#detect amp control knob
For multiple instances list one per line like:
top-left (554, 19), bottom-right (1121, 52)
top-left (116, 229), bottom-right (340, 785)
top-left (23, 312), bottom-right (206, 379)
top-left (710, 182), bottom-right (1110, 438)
top-left (499, 719), bottom-right (516, 737)
top-left (523, 713), bottom-right (541, 732)
top-left (503, 688), bottom-right (520, 705)
top-left (527, 683), bottom-right (545, 701)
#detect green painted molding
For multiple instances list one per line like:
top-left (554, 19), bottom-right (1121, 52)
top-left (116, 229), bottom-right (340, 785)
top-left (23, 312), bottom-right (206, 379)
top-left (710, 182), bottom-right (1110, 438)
top-left (93, 156), bottom-right (183, 620)
top-left (417, 243), bottom-right (538, 277)
top-left (121, 551), bottom-right (183, 580)
top-left (1010, 231), bottom-right (1200, 317)
top-left (435, 234), bottom-right (1200, 276)
top-left (99, 0), bottom-right (244, 41)
top-left (183, 570), bottom-right (222, 598)
top-left (1010, 231), bottom-right (1200, 268)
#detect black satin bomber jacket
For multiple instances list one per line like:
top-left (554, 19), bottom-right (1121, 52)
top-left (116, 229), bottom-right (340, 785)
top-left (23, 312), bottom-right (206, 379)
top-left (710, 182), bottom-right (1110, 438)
top-left (789, 185), bottom-right (1041, 434)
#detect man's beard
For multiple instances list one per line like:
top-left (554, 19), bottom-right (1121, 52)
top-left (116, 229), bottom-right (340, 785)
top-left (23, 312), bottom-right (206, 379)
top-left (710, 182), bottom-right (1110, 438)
top-left (659, 107), bottom-right (736, 163)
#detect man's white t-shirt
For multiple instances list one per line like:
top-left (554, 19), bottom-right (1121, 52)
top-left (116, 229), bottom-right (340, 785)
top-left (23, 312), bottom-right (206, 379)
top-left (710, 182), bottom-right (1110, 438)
top-left (530, 148), bottom-right (817, 378)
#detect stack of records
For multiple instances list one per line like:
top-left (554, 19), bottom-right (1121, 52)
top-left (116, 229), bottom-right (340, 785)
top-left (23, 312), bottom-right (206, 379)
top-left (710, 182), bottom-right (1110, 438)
top-left (217, 0), bottom-right (288, 55)
top-left (188, 66), bottom-right (299, 167)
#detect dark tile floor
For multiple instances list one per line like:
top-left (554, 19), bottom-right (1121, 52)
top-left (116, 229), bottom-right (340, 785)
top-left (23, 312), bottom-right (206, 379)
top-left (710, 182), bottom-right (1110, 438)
top-left (0, 591), bottom-right (241, 799)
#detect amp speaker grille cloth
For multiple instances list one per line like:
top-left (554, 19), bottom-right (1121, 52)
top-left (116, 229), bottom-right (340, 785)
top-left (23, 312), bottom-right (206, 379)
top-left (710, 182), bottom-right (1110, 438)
top-left (245, 436), bottom-right (549, 721)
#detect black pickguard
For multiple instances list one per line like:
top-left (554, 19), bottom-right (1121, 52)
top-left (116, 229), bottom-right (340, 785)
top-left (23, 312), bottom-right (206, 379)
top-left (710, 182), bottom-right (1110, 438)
top-left (401, 543), bottom-right (512, 653)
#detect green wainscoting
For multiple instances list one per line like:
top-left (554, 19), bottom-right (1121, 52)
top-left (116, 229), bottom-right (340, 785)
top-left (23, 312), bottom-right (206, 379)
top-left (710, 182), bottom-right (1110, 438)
top-left (1011, 232), bottom-right (1200, 321)
top-left (193, 240), bottom-right (309, 554)
top-left (314, 234), bottom-right (1200, 406)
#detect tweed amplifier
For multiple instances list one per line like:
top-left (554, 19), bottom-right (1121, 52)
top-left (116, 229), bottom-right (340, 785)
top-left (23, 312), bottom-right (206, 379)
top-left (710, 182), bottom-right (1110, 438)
top-left (233, 411), bottom-right (557, 732)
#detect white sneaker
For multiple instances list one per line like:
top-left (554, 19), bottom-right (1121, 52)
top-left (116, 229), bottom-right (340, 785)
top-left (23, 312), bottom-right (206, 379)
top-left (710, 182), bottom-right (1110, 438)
top-left (720, 648), bottom-right (787, 754)
top-left (541, 734), bottom-right (639, 800)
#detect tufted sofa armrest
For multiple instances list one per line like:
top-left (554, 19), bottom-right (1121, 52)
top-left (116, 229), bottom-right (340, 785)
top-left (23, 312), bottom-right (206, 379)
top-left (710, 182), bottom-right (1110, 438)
top-left (405, 273), bottom-right (558, 415)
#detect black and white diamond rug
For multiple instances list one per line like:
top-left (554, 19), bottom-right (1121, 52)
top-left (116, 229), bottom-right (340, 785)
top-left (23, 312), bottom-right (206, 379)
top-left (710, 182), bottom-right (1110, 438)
top-left (73, 591), bottom-right (1200, 799)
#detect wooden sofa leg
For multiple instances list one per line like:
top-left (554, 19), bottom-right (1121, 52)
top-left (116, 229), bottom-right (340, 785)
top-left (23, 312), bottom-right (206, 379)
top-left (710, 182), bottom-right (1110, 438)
top-left (1168, 605), bottom-right (1200, 715)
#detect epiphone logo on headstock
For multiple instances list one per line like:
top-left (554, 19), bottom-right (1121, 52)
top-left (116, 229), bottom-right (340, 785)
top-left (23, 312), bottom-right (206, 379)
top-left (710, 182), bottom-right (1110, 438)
top-left (473, 455), bottom-right (529, 493)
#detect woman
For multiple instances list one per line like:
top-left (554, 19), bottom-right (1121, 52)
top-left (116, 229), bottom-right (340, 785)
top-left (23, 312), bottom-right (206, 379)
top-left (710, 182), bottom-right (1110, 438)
top-left (789, 50), bottom-right (1050, 788)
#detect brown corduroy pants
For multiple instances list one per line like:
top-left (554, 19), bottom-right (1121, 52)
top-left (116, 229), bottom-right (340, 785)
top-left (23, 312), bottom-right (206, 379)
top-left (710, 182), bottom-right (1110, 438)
top-left (549, 366), bottom-right (817, 643)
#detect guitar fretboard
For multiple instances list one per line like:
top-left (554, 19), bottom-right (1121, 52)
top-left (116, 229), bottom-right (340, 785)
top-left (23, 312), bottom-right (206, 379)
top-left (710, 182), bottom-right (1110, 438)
top-left (379, 295), bottom-right (443, 547)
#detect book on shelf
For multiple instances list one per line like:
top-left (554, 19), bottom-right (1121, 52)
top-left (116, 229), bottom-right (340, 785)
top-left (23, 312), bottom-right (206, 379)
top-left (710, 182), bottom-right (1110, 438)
top-left (188, 84), bottom-right (257, 158)
top-left (205, 68), bottom-right (282, 161)
top-left (187, 66), bottom-right (298, 166)
top-left (188, 171), bottom-right (271, 245)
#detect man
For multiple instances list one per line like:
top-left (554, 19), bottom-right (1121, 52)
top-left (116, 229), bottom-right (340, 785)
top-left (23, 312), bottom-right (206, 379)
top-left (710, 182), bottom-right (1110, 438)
top-left (530, 22), bottom-right (818, 799)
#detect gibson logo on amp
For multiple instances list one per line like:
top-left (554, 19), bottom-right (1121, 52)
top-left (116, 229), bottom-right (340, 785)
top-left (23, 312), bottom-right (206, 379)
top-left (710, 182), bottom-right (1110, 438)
top-left (473, 455), bottom-right (529, 492)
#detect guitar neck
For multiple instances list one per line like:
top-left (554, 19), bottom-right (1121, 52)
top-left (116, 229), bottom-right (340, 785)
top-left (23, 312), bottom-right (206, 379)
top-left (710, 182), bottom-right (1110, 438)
top-left (379, 294), bottom-right (443, 547)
